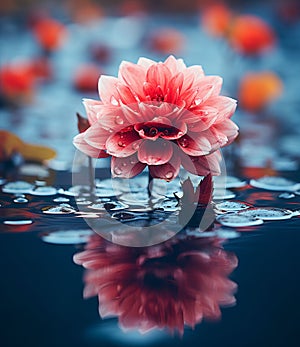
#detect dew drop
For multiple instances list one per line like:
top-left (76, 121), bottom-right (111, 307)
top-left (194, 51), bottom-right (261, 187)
top-left (165, 171), bottom-right (174, 179)
top-left (179, 138), bottom-right (189, 148)
top-left (115, 115), bottom-right (124, 125)
top-left (149, 127), bottom-right (158, 136)
top-left (13, 197), bottom-right (28, 203)
top-left (114, 167), bottom-right (122, 175)
top-left (118, 141), bottom-right (125, 147)
top-left (132, 142), bottom-right (140, 150)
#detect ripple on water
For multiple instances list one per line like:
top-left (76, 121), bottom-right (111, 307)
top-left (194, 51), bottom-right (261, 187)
top-left (250, 176), bottom-right (300, 192)
top-left (215, 201), bottom-right (252, 212)
top-left (2, 181), bottom-right (34, 194)
top-left (42, 204), bottom-right (76, 214)
top-left (41, 230), bottom-right (93, 244)
top-left (216, 214), bottom-right (264, 227)
top-left (29, 186), bottom-right (57, 196)
top-left (4, 220), bottom-right (33, 226)
top-left (238, 207), bottom-right (294, 220)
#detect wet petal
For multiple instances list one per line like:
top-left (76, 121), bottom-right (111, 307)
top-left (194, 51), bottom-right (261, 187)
top-left (118, 61), bottom-right (147, 99)
top-left (84, 123), bottom-right (111, 149)
top-left (138, 139), bottom-right (173, 165)
top-left (178, 130), bottom-right (218, 156)
top-left (111, 154), bottom-right (146, 178)
top-left (149, 150), bottom-right (181, 181)
top-left (98, 75), bottom-right (120, 104)
top-left (106, 127), bottom-right (143, 157)
top-left (73, 133), bottom-right (109, 158)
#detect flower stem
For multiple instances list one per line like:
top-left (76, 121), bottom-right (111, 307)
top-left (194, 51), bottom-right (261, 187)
top-left (148, 170), bottom-right (153, 199)
top-left (88, 157), bottom-right (95, 194)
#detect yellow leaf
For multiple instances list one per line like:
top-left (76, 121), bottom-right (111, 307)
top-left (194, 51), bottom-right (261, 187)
top-left (0, 130), bottom-right (56, 162)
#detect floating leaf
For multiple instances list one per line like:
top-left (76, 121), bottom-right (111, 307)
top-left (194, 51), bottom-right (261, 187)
top-left (0, 130), bottom-right (56, 163)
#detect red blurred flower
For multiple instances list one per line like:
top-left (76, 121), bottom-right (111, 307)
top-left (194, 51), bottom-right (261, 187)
top-left (149, 28), bottom-right (185, 55)
top-left (228, 15), bottom-right (275, 55)
top-left (238, 72), bottom-right (283, 112)
top-left (0, 62), bottom-right (35, 103)
top-left (201, 2), bottom-right (232, 37)
top-left (73, 56), bottom-right (238, 180)
top-left (32, 18), bottom-right (67, 52)
top-left (73, 64), bottom-right (102, 93)
top-left (74, 233), bottom-right (238, 335)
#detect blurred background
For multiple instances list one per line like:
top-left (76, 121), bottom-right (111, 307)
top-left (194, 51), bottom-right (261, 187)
top-left (1, 0), bottom-right (300, 174)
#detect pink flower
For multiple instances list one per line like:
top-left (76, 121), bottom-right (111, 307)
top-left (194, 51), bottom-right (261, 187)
top-left (74, 233), bottom-right (238, 335)
top-left (73, 56), bottom-right (238, 180)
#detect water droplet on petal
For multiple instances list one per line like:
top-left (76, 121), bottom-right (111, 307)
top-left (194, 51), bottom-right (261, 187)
top-left (115, 115), bottom-right (124, 125)
top-left (217, 214), bottom-right (263, 227)
top-left (118, 141), bottom-right (125, 147)
top-left (13, 197), bottom-right (29, 203)
top-left (238, 207), bottom-right (294, 220)
top-left (179, 138), bottom-right (189, 148)
top-left (4, 220), bottom-right (33, 226)
top-left (114, 167), bottom-right (122, 175)
top-left (165, 171), bottom-right (174, 179)
top-left (132, 142), bottom-right (140, 150)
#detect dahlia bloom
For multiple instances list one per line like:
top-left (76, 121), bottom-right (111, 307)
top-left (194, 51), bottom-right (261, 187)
top-left (74, 233), bottom-right (238, 335)
top-left (73, 56), bottom-right (238, 181)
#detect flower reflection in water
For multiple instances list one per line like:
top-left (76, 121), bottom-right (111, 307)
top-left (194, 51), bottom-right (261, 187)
top-left (74, 231), bottom-right (238, 335)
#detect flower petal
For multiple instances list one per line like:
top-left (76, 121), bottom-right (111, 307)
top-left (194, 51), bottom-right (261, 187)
top-left (118, 61), bottom-right (147, 99)
top-left (111, 154), bottom-right (146, 178)
top-left (212, 119), bottom-right (239, 145)
top-left (146, 63), bottom-right (172, 94)
top-left (149, 149), bottom-right (181, 181)
top-left (98, 75), bottom-right (120, 104)
top-left (178, 130), bottom-right (218, 156)
top-left (84, 123), bottom-right (111, 149)
top-left (164, 55), bottom-right (186, 73)
top-left (181, 151), bottom-right (221, 176)
top-left (137, 57), bottom-right (156, 68)
top-left (73, 133), bottom-right (109, 158)
top-left (83, 98), bottom-right (103, 124)
top-left (106, 126), bottom-right (143, 157)
top-left (138, 139), bottom-right (173, 165)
